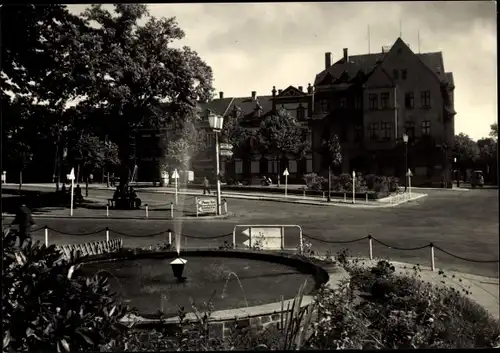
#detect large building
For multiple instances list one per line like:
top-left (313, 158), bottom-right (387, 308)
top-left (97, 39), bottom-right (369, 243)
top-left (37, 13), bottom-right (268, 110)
top-left (136, 37), bottom-right (456, 186)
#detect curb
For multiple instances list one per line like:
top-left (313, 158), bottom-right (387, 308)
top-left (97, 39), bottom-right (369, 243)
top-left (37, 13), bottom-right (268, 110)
top-left (6, 185), bottom-right (427, 209)
top-left (1, 212), bottom-right (235, 221)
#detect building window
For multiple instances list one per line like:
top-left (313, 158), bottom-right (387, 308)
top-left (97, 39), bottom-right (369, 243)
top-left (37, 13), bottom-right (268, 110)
top-left (306, 159), bottom-right (313, 173)
top-left (402, 69), bottom-right (408, 80)
top-left (405, 121), bottom-right (415, 140)
top-left (368, 93), bottom-right (378, 110)
top-left (267, 160), bottom-right (278, 173)
top-left (339, 97), bottom-right (346, 109)
top-left (354, 96), bottom-right (362, 110)
top-left (289, 160), bottom-right (298, 173)
top-left (319, 99), bottom-right (328, 112)
top-left (251, 160), bottom-right (260, 174)
top-left (340, 125), bottom-right (347, 142)
top-left (369, 123), bottom-right (379, 140)
top-left (235, 160), bottom-right (243, 174)
top-left (354, 124), bottom-right (363, 142)
top-left (421, 121), bottom-right (431, 135)
top-left (420, 90), bottom-right (431, 107)
top-left (306, 129), bottom-right (312, 145)
top-left (296, 106), bottom-right (305, 120)
top-left (405, 92), bottom-right (414, 109)
top-left (393, 69), bottom-right (399, 80)
top-left (380, 92), bottom-right (390, 109)
top-left (381, 122), bottom-right (392, 141)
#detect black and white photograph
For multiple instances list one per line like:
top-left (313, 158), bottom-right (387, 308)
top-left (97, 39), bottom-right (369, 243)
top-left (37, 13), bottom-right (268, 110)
top-left (2, 2), bottom-right (498, 351)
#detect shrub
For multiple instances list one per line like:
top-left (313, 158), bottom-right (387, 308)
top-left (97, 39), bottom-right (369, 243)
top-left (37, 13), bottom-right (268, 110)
top-left (303, 173), bottom-right (327, 191)
top-left (2, 242), bottom-right (131, 352)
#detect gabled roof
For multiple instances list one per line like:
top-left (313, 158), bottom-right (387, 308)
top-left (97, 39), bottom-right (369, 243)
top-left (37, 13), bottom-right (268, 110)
top-left (198, 95), bottom-right (274, 126)
top-left (315, 37), bottom-right (451, 87)
top-left (277, 85), bottom-right (307, 98)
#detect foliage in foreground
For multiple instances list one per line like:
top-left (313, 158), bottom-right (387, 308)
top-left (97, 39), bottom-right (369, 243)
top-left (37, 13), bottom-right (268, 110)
top-left (4, 241), bottom-right (499, 351)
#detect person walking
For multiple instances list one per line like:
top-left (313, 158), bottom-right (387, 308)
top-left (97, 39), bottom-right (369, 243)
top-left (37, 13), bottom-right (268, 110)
top-left (10, 203), bottom-right (35, 248)
top-left (203, 177), bottom-right (211, 195)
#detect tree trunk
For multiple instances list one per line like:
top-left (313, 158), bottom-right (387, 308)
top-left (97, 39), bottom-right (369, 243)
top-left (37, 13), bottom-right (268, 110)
top-left (276, 157), bottom-right (281, 187)
top-left (76, 164), bottom-right (81, 185)
top-left (85, 176), bottom-right (89, 197)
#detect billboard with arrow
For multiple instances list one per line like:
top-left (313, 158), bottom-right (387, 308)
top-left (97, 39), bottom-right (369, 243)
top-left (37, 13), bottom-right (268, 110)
top-left (241, 227), bottom-right (283, 250)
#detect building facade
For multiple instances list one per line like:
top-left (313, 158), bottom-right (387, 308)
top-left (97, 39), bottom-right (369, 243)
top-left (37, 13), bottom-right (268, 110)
top-left (135, 37), bottom-right (455, 185)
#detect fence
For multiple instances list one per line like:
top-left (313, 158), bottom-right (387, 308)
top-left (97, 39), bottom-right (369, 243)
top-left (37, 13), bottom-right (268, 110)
top-left (27, 225), bottom-right (499, 272)
top-left (103, 195), bottom-right (229, 218)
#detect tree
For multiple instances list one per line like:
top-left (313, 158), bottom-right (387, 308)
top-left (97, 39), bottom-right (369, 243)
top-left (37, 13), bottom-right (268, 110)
top-left (220, 114), bottom-right (254, 173)
top-left (73, 4), bottom-right (214, 188)
top-left (477, 137), bottom-right (498, 183)
top-left (453, 133), bottom-right (479, 169)
top-left (322, 134), bottom-right (343, 171)
top-left (258, 108), bottom-right (310, 185)
top-left (490, 122), bottom-right (498, 139)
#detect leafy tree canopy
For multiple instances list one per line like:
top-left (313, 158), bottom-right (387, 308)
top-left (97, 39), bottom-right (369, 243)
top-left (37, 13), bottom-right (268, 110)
top-left (490, 122), bottom-right (498, 139)
top-left (165, 119), bottom-right (206, 171)
top-left (322, 134), bottom-right (342, 168)
top-left (454, 133), bottom-right (479, 164)
top-left (258, 108), bottom-right (310, 160)
top-left (72, 4), bottom-right (214, 185)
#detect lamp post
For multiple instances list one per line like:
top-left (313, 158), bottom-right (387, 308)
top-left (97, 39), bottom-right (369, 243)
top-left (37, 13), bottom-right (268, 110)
top-left (403, 134), bottom-right (409, 192)
top-left (208, 111), bottom-right (224, 215)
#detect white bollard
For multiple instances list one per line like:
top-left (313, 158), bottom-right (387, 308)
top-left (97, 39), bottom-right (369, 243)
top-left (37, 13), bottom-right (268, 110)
top-left (344, 193), bottom-right (346, 202)
top-left (223, 199), bottom-right (228, 214)
top-left (168, 229), bottom-right (172, 245)
top-left (303, 189), bottom-right (306, 198)
top-left (365, 193), bottom-right (368, 203)
top-left (322, 191), bottom-right (325, 199)
top-left (106, 205), bottom-right (109, 218)
top-left (430, 243), bottom-right (435, 271)
top-left (44, 226), bottom-right (49, 247)
top-left (368, 235), bottom-right (373, 260)
top-left (170, 203), bottom-right (174, 218)
top-left (145, 205), bottom-right (149, 218)
top-left (106, 227), bottom-right (110, 242)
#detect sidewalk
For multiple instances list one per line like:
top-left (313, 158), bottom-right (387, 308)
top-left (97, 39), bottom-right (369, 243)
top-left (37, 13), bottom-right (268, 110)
top-left (5, 183), bottom-right (427, 209)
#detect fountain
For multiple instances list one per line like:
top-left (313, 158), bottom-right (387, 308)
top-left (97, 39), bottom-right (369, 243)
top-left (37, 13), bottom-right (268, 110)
top-left (220, 272), bottom-right (249, 308)
top-left (170, 231), bottom-right (187, 281)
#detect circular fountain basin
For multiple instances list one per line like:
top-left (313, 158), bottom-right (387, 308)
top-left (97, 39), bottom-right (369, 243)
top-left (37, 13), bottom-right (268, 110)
top-left (77, 250), bottom-right (326, 318)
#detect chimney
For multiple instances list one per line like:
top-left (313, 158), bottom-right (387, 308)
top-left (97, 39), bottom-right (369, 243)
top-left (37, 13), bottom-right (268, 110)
top-left (272, 86), bottom-right (277, 97)
top-left (343, 48), bottom-right (348, 62)
top-left (251, 91), bottom-right (256, 100)
top-left (278, 89), bottom-right (283, 95)
top-left (325, 52), bottom-right (332, 70)
top-left (307, 83), bottom-right (313, 94)
top-left (298, 86), bottom-right (303, 92)
top-left (219, 91), bottom-right (224, 99)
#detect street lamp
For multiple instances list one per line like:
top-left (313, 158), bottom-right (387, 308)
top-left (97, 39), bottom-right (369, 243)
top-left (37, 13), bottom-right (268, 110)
top-left (208, 111), bottom-right (224, 215)
top-left (403, 134), bottom-right (409, 192)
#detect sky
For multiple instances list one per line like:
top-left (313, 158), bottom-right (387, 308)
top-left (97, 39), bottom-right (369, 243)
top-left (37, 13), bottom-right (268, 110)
top-left (68, 2), bottom-right (497, 140)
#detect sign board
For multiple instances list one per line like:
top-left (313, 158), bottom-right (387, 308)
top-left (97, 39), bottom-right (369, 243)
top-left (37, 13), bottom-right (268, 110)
top-left (171, 169), bottom-right (179, 179)
top-left (283, 168), bottom-right (289, 176)
top-left (406, 169), bottom-right (413, 177)
top-left (242, 227), bottom-right (282, 250)
top-left (220, 150), bottom-right (234, 157)
top-left (219, 143), bottom-right (233, 150)
top-left (68, 168), bottom-right (75, 181)
top-left (196, 197), bottom-right (217, 214)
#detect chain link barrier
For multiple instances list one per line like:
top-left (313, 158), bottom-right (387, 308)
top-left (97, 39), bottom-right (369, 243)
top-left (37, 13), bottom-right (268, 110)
top-left (20, 226), bottom-right (499, 265)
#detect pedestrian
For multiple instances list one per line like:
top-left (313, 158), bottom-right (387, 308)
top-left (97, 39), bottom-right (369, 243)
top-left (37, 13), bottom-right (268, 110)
top-left (10, 203), bottom-right (35, 248)
top-left (203, 177), bottom-right (211, 195)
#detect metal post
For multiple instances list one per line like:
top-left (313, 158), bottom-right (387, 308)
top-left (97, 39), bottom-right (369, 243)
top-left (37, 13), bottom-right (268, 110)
top-left (352, 171), bottom-right (356, 204)
top-left (168, 229), bottom-right (172, 245)
top-left (299, 227), bottom-right (304, 254)
top-left (430, 243), bottom-right (435, 271)
top-left (327, 165), bottom-right (331, 202)
top-left (44, 226), bottom-right (49, 247)
top-left (145, 205), bottom-right (149, 218)
top-left (215, 131), bottom-right (222, 216)
top-left (170, 202), bottom-right (174, 218)
top-left (106, 227), bottom-right (110, 243)
top-left (408, 173), bottom-right (412, 199)
top-left (368, 235), bottom-right (373, 260)
top-left (232, 227), bottom-right (236, 249)
top-left (281, 226), bottom-right (285, 250)
top-left (196, 197), bottom-right (199, 218)
top-left (174, 173), bottom-right (178, 205)
top-left (70, 178), bottom-right (74, 217)
top-left (404, 142), bottom-right (408, 192)
top-left (106, 205), bottom-right (109, 218)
